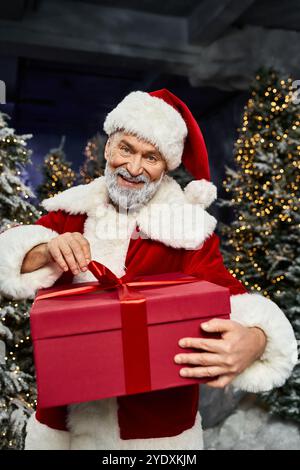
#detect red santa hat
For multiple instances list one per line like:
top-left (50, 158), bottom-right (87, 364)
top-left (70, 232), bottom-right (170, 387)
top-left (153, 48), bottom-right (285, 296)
top-left (103, 88), bottom-right (217, 208)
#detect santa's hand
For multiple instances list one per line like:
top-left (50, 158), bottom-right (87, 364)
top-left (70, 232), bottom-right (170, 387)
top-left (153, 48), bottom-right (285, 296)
top-left (174, 319), bottom-right (267, 388)
top-left (47, 232), bottom-right (91, 275)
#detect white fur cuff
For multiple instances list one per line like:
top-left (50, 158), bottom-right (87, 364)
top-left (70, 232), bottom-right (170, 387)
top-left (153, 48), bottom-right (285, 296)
top-left (0, 224), bottom-right (63, 300)
top-left (230, 293), bottom-right (298, 392)
top-left (25, 413), bottom-right (70, 450)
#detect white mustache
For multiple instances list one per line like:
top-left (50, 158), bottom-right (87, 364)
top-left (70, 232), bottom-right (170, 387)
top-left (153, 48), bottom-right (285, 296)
top-left (114, 167), bottom-right (149, 184)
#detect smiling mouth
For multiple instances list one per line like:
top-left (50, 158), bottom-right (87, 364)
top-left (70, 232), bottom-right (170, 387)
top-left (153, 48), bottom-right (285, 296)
top-left (118, 174), bottom-right (145, 187)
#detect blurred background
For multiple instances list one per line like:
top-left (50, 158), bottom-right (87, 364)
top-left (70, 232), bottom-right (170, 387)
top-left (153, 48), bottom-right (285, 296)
top-left (1, 0), bottom-right (299, 201)
top-left (0, 0), bottom-right (299, 450)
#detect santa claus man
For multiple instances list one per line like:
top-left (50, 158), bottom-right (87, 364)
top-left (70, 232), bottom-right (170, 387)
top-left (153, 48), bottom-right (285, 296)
top-left (0, 89), bottom-right (297, 450)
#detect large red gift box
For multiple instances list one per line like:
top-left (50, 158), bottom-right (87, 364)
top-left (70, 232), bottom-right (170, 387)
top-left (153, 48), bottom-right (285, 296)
top-left (29, 261), bottom-right (231, 408)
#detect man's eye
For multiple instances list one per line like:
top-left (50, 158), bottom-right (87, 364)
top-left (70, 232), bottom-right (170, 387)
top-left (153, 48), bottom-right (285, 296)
top-left (147, 155), bottom-right (157, 162)
top-left (121, 146), bottom-right (130, 153)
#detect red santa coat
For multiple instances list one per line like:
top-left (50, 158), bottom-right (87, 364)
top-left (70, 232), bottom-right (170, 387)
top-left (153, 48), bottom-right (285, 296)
top-left (0, 175), bottom-right (297, 448)
top-left (33, 208), bottom-right (247, 439)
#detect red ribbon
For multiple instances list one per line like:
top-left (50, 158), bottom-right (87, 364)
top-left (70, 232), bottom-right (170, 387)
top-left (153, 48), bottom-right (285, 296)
top-left (35, 261), bottom-right (198, 395)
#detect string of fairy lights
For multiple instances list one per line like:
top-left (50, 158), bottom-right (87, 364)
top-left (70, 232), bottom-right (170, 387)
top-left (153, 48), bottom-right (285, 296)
top-left (222, 72), bottom-right (300, 299)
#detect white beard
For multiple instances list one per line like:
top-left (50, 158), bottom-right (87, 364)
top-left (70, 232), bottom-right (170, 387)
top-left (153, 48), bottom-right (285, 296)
top-left (104, 162), bottom-right (164, 211)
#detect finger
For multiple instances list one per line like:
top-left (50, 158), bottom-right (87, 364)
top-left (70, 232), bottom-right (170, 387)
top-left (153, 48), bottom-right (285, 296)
top-left (205, 374), bottom-right (235, 388)
top-left (178, 337), bottom-right (225, 354)
top-left (201, 318), bottom-right (234, 333)
top-left (179, 366), bottom-right (227, 379)
top-left (58, 239), bottom-right (80, 275)
top-left (174, 352), bottom-right (225, 367)
top-left (48, 242), bottom-right (69, 271)
top-left (73, 233), bottom-right (91, 261)
top-left (68, 238), bottom-right (89, 271)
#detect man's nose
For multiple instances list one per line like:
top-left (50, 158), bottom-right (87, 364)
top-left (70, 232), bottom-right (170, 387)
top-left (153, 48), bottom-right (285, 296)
top-left (126, 156), bottom-right (144, 176)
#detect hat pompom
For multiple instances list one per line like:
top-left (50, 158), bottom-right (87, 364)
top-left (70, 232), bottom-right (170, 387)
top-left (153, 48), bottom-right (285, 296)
top-left (184, 179), bottom-right (217, 208)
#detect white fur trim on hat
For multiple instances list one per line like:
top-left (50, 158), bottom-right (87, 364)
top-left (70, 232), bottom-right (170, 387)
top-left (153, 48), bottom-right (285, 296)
top-left (229, 292), bottom-right (298, 392)
top-left (0, 224), bottom-right (63, 300)
top-left (103, 91), bottom-right (187, 171)
top-left (184, 179), bottom-right (217, 209)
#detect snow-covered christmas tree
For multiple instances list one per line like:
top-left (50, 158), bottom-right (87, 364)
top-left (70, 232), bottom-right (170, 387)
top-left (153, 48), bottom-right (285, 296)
top-left (217, 68), bottom-right (300, 422)
top-left (37, 136), bottom-right (76, 201)
top-left (0, 111), bottom-right (40, 449)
